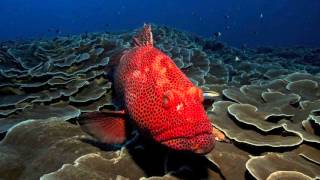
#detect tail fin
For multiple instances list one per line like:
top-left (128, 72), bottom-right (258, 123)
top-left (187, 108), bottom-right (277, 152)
top-left (133, 23), bottom-right (153, 47)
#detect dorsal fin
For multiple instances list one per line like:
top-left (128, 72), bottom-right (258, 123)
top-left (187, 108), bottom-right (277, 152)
top-left (133, 23), bottom-right (153, 47)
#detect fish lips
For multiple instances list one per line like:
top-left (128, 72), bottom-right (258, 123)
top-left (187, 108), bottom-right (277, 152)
top-left (160, 132), bottom-right (215, 155)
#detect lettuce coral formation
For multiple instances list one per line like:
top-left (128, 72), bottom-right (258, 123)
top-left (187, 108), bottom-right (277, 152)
top-left (0, 25), bottom-right (319, 179)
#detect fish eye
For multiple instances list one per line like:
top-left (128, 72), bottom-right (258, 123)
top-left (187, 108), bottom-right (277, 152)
top-left (162, 90), bottom-right (175, 109)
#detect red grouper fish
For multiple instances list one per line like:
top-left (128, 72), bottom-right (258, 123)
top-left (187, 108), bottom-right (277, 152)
top-left (79, 24), bottom-right (222, 154)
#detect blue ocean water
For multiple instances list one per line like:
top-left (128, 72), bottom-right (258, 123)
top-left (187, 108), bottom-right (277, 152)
top-left (0, 0), bottom-right (320, 47)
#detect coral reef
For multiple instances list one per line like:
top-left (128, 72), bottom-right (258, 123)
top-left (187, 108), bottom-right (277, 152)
top-left (0, 25), bottom-right (319, 179)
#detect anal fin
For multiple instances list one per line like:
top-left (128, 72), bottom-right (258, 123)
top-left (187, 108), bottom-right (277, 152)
top-left (78, 111), bottom-right (127, 144)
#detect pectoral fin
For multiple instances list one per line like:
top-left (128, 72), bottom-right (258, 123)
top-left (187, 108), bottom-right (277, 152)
top-left (212, 127), bottom-right (228, 142)
top-left (78, 111), bottom-right (127, 144)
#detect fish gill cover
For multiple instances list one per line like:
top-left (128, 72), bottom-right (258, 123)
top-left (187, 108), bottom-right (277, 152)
top-left (0, 1), bottom-right (319, 180)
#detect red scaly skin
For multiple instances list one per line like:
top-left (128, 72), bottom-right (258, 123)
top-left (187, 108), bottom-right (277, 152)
top-left (114, 25), bottom-right (215, 154)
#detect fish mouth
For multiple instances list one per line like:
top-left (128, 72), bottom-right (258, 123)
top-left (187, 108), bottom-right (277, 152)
top-left (160, 132), bottom-right (215, 154)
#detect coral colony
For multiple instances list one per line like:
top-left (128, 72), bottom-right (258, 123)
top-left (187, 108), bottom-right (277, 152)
top-left (0, 25), bottom-right (319, 179)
